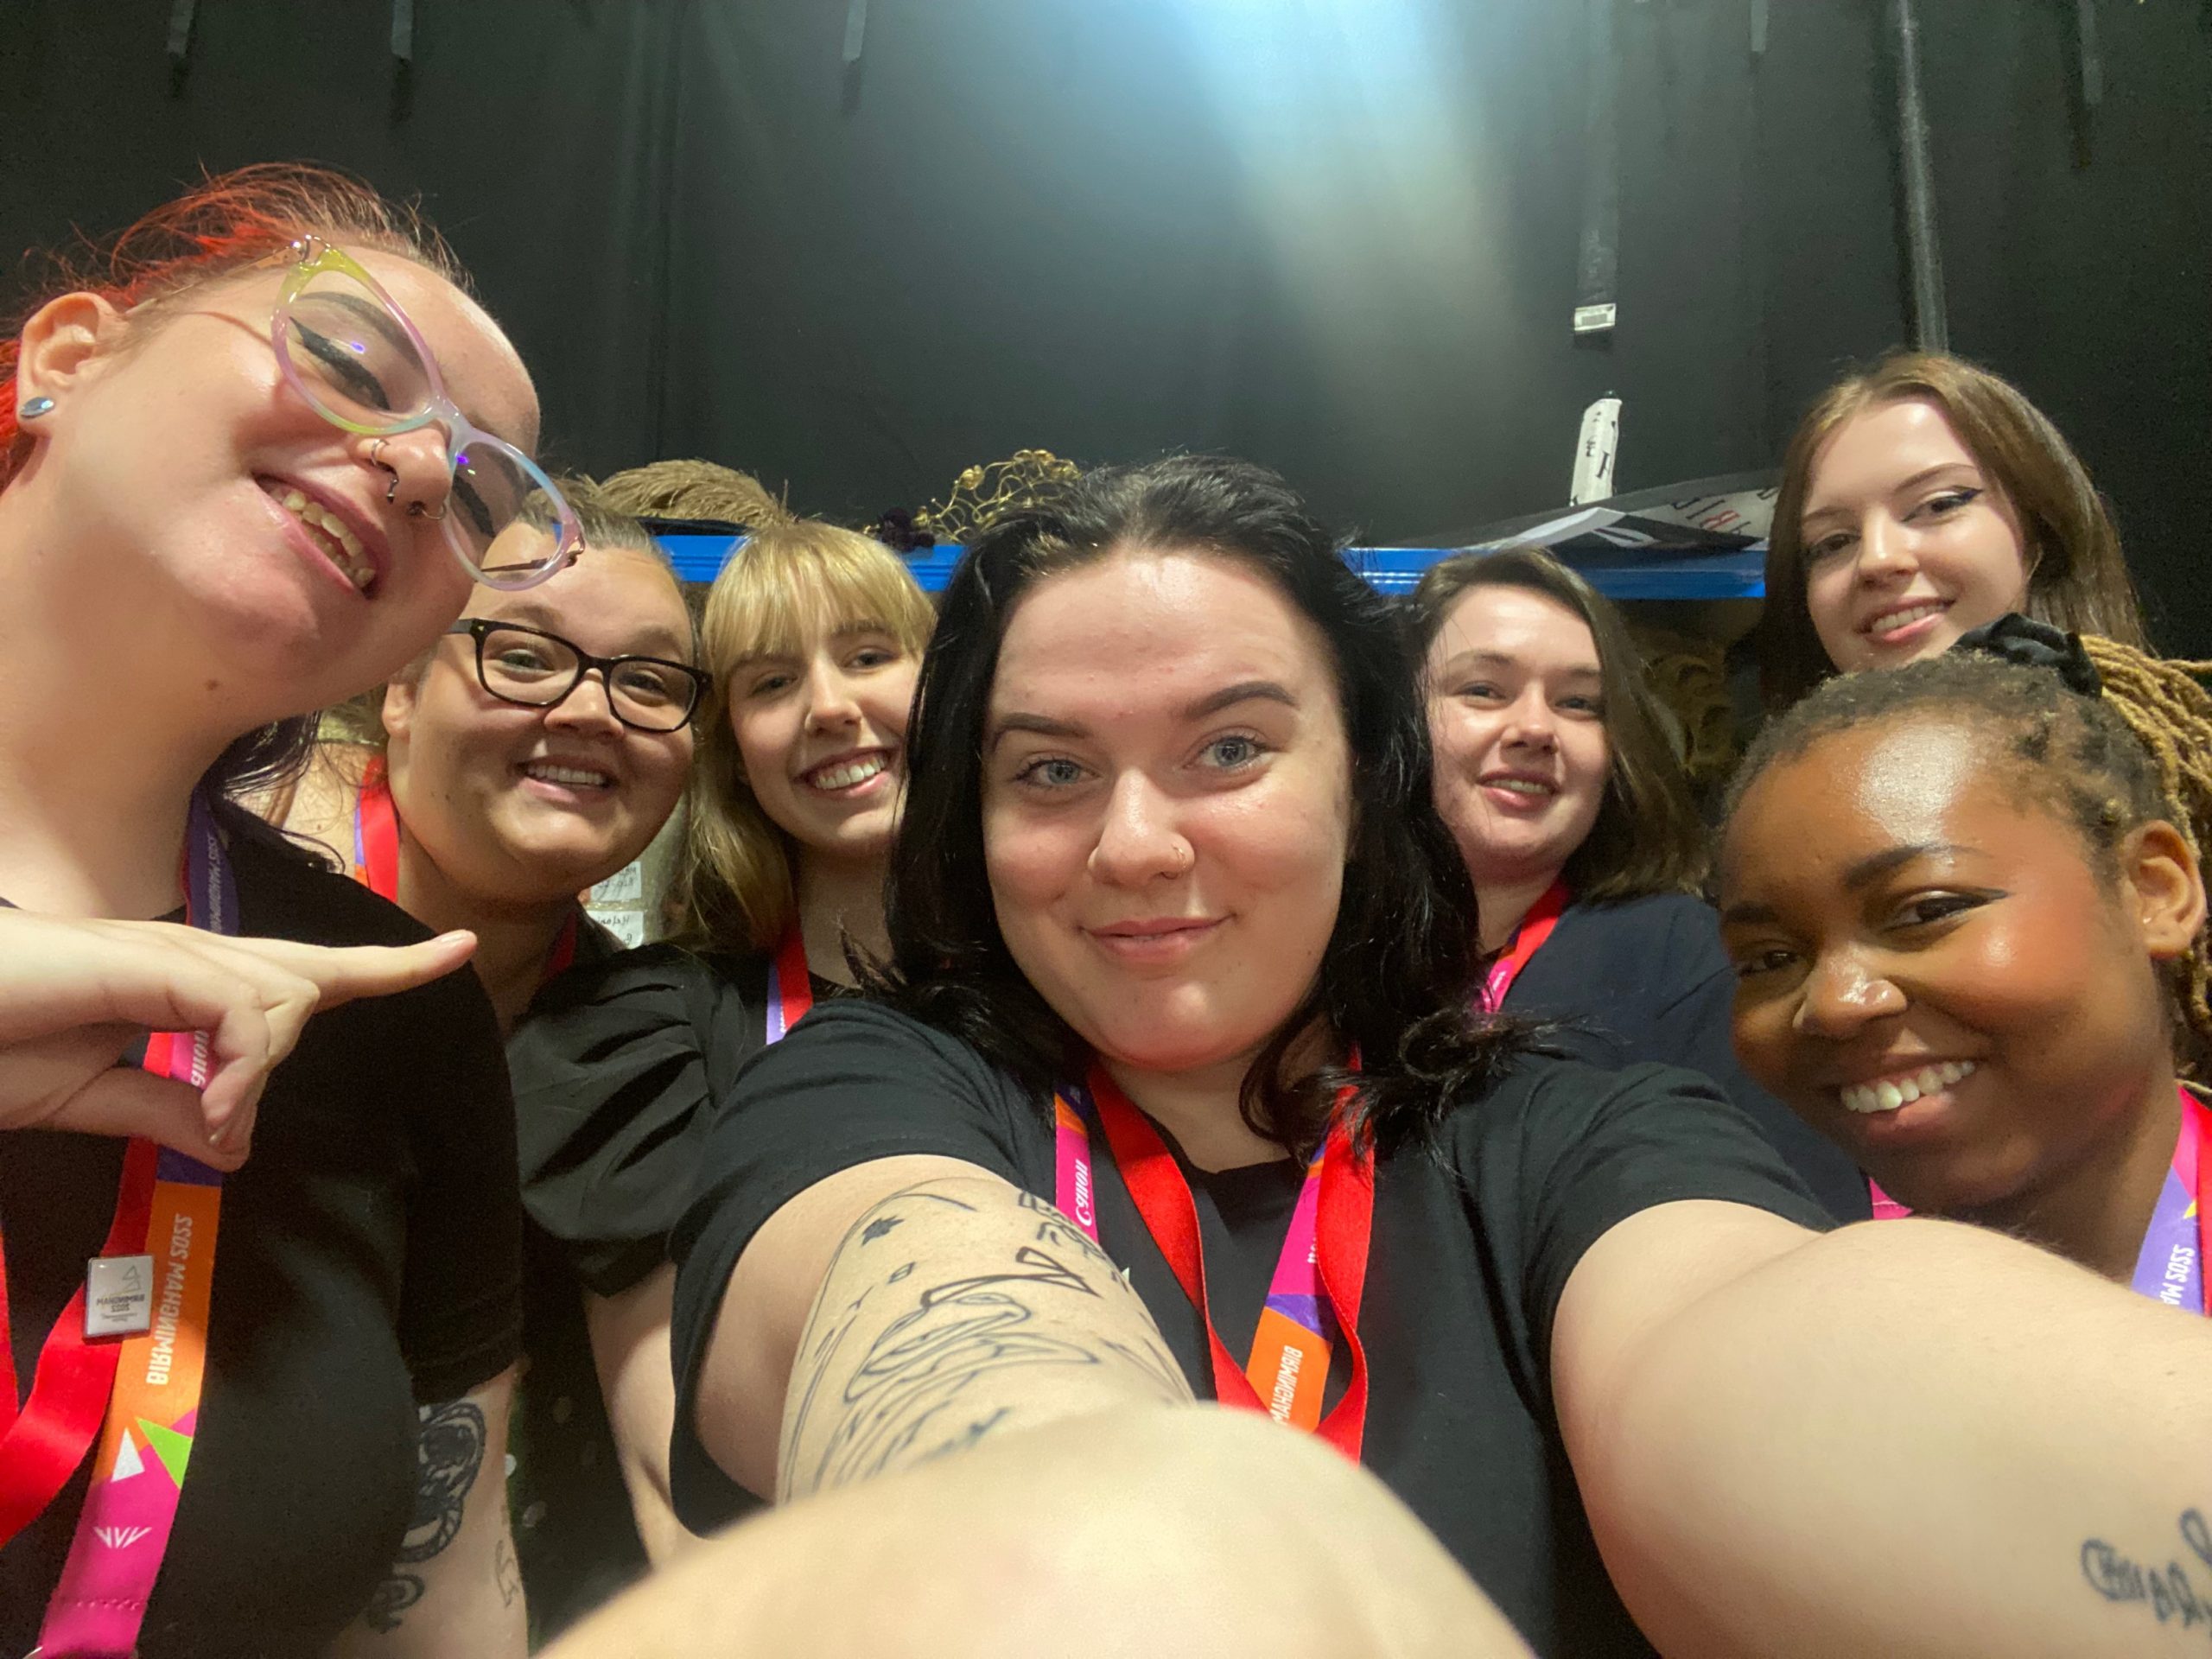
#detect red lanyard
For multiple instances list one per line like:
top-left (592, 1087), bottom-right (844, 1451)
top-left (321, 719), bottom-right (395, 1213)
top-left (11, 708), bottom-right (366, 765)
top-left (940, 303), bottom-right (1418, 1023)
top-left (1057, 1065), bottom-right (1375, 1461)
top-left (353, 755), bottom-right (579, 981)
top-left (1478, 879), bottom-right (1569, 1014)
top-left (0, 792), bottom-right (235, 1653)
top-left (0, 1141), bottom-right (160, 1547)
top-left (764, 927), bottom-right (812, 1045)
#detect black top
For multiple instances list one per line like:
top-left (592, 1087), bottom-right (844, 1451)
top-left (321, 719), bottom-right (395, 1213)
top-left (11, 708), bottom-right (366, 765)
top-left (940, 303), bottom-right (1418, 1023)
top-left (0, 813), bottom-right (523, 1659)
top-left (512, 943), bottom-right (801, 1300)
top-left (502, 943), bottom-right (843, 1633)
top-left (499, 918), bottom-right (652, 1646)
top-left (666, 999), bottom-right (1833, 1657)
top-left (1503, 893), bottom-right (1872, 1224)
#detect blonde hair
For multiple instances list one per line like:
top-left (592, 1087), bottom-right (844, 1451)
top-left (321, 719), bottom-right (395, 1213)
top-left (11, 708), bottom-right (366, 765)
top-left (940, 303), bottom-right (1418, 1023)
top-left (665, 520), bottom-right (936, 951)
top-left (594, 458), bottom-right (796, 529)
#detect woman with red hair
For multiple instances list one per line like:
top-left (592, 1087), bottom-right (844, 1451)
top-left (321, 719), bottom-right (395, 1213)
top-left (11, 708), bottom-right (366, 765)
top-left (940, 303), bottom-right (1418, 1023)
top-left (0, 165), bottom-right (573, 1656)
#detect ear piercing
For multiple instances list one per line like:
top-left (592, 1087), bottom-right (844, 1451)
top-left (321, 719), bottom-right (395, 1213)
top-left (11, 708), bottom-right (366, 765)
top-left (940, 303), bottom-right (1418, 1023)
top-left (18, 397), bottom-right (54, 420)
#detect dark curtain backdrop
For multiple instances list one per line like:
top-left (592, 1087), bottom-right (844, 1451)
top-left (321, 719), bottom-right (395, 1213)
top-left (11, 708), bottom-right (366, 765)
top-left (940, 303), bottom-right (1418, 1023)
top-left (2, 0), bottom-right (2205, 647)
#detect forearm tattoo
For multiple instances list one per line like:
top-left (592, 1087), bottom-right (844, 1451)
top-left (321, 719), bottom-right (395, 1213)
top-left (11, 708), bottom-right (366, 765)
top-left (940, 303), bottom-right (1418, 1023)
top-left (779, 1181), bottom-right (1189, 1498)
top-left (360, 1399), bottom-right (487, 1632)
top-left (2079, 1508), bottom-right (2212, 1640)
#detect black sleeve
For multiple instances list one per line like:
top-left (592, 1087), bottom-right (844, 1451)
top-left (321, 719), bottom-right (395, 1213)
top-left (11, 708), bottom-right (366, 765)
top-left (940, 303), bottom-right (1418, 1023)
top-left (510, 945), bottom-right (762, 1297)
top-left (1647, 907), bottom-right (1874, 1223)
top-left (1463, 1059), bottom-right (1835, 1385)
top-left (667, 999), bottom-right (1033, 1527)
top-left (396, 969), bottom-right (525, 1403)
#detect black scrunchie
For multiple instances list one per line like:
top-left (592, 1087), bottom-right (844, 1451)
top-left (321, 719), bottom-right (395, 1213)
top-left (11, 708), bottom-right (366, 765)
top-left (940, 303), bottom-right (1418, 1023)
top-left (1951, 613), bottom-right (2103, 698)
top-left (869, 508), bottom-right (935, 554)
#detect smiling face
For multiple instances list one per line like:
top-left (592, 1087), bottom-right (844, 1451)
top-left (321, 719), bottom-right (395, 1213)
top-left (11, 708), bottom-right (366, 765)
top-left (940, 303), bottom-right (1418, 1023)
top-left (982, 547), bottom-right (1353, 1084)
top-left (1424, 583), bottom-right (1611, 893)
top-left (380, 543), bottom-right (695, 906)
top-left (725, 608), bottom-right (919, 867)
top-left (1719, 715), bottom-right (2199, 1219)
top-left (1800, 397), bottom-right (2032, 673)
top-left (13, 247), bottom-right (538, 728)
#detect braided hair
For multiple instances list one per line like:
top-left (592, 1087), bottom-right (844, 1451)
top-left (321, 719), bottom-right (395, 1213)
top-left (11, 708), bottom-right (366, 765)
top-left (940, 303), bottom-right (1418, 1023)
top-left (1726, 639), bottom-right (2212, 1068)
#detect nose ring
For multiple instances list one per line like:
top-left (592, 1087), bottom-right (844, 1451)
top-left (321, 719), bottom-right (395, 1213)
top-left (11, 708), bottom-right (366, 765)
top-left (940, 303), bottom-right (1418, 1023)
top-left (369, 437), bottom-right (402, 504)
top-left (369, 435), bottom-right (446, 520)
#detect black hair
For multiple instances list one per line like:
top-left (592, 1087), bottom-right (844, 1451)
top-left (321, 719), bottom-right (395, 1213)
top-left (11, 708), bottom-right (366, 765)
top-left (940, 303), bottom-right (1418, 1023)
top-left (870, 454), bottom-right (1529, 1156)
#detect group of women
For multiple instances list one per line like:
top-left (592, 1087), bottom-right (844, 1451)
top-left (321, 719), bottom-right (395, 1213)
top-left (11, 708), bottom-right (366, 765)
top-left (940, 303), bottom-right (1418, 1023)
top-left (4, 164), bottom-right (2212, 1659)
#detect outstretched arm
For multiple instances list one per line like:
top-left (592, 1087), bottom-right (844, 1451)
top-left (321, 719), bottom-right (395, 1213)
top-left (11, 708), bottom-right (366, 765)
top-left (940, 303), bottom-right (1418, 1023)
top-left (548, 1404), bottom-right (1533, 1659)
top-left (690, 1155), bottom-right (1190, 1502)
top-left (1557, 1201), bottom-right (2212, 1658)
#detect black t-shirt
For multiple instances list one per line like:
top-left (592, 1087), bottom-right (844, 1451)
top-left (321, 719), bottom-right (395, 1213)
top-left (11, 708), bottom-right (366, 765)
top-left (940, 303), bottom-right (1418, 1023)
top-left (666, 999), bottom-right (1833, 1657)
top-left (502, 944), bottom-right (843, 1631)
top-left (1503, 893), bottom-right (1872, 1223)
top-left (512, 943), bottom-right (817, 1300)
top-left (0, 814), bottom-right (523, 1659)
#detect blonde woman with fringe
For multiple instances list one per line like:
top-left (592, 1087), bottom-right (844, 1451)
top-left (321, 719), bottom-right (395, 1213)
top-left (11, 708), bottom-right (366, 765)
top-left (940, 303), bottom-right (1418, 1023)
top-left (507, 516), bottom-right (934, 1538)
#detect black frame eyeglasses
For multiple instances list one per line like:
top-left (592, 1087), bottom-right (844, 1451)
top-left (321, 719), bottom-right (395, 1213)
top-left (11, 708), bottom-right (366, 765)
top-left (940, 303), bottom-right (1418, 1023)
top-left (445, 619), bottom-right (711, 733)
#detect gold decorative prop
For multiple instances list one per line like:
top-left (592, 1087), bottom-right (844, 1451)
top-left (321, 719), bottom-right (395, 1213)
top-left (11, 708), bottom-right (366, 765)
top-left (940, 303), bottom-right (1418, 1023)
top-left (916, 448), bottom-right (1082, 543)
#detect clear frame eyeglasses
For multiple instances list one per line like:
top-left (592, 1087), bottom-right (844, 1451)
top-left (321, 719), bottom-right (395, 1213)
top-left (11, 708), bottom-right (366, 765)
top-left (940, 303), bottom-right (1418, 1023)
top-left (270, 236), bottom-right (582, 591)
top-left (447, 619), bottom-right (711, 733)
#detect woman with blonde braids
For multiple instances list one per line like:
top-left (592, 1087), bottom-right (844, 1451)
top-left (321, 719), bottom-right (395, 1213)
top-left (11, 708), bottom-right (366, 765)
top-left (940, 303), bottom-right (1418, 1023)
top-left (1720, 625), bottom-right (2212, 1300)
top-left (506, 518), bottom-right (932, 1538)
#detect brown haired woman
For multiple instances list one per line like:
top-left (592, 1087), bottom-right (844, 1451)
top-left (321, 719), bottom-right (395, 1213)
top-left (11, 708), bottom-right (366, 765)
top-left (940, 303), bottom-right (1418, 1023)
top-left (1410, 547), bottom-right (1867, 1217)
top-left (275, 479), bottom-right (703, 1640)
top-left (1759, 351), bottom-right (2149, 709)
top-left (506, 514), bottom-right (934, 1544)
top-left (0, 165), bottom-right (580, 1653)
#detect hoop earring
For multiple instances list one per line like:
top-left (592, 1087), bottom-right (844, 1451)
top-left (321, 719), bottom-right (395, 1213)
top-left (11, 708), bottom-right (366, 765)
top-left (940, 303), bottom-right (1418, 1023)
top-left (18, 397), bottom-right (54, 421)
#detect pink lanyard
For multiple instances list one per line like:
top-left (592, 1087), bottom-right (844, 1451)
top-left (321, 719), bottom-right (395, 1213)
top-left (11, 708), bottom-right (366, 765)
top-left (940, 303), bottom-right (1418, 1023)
top-left (763, 928), bottom-right (812, 1046)
top-left (1051, 1064), bottom-right (1374, 1460)
top-left (0, 791), bottom-right (234, 1655)
top-left (1477, 880), bottom-right (1569, 1014)
top-left (2130, 1089), bottom-right (2208, 1313)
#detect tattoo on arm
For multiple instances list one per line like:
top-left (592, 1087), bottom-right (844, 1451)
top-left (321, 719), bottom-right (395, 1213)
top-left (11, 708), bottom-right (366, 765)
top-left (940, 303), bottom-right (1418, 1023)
top-left (360, 1400), bottom-right (487, 1633)
top-left (2078, 1508), bottom-right (2212, 1637)
top-left (780, 1184), bottom-right (1189, 1497)
top-left (495, 1531), bottom-right (521, 1610)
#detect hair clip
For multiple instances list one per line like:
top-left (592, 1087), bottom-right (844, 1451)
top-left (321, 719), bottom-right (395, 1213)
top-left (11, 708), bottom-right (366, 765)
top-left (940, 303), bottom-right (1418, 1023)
top-left (1952, 613), bottom-right (2103, 698)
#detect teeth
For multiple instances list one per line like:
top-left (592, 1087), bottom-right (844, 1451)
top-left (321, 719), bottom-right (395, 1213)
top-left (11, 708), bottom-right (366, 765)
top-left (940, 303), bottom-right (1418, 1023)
top-left (1839, 1059), bottom-right (1976, 1115)
top-left (526, 763), bottom-right (613, 788)
top-left (1870, 601), bottom-right (1943, 636)
top-left (275, 486), bottom-right (373, 592)
top-left (1486, 778), bottom-right (1551, 796)
top-left (808, 755), bottom-right (888, 791)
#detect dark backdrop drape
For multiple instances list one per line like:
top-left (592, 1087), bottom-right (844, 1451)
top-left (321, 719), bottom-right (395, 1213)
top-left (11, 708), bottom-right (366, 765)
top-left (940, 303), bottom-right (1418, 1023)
top-left (2, 1), bottom-right (2205, 647)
